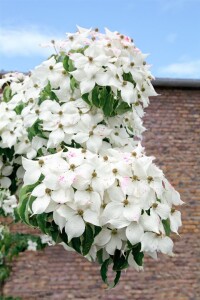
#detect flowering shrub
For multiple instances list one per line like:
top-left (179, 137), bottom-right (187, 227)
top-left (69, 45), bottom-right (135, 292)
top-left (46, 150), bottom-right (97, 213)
top-left (0, 27), bottom-right (183, 287)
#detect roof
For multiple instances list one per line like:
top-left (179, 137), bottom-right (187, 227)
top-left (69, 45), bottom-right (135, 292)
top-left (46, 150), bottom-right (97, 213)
top-left (1, 72), bottom-right (200, 89)
top-left (153, 78), bottom-right (200, 89)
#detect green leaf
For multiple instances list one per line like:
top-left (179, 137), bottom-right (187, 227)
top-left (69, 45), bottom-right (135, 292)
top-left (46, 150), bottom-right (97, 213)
top-left (27, 120), bottom-right (46, 141)
top-left (14, 103), bottom-right (25, 115)
top-left (131, 243), bottom-right (144, 266)
top-left (70, 237), bottom-right (82, 254)
top-left (162, 219), bottom-right (171, 236)
top-left (18, 183), bottom-right (38, 226)
top-left (82, 93), bottom-right (91, 105)
top-left (82, 224), bottom-right (94, 256)
top-left (103, 93), bottom-right (115, 117)
top-left (100, 257), bottom-right (121, 288)
top-left (122, 72), bottom-right (136, 87)
top-left (70, 77), bottom-right (77, 91)
top-left (94, 225), bottom-right (102, 238)
top-left (68, 59), bottom-right (75, 72)
top-left (99, 87), bottom-right (107, 108)
top-left (63, 55), bottom-right (69, 71)
top-left (116, 101), bottom-right (132, 115)
top-left (0, 147), bottom-right (14, 161)
top-left (96, 249), bottom-right (103, 264)
top-left (113, 250), bottom-right (129, 271)
top-left (36, 213), bottom-right (48, 234)
top-left (59, 230), bottom-right (68, 244)
top-left (91, 86), bottom-right (100, 107)
top-left (3, 86), bottom-right (12, 102)
top-left (0, 264), bottom-right (10, 282)
top-left (38, 82), bottom-right (59, 104)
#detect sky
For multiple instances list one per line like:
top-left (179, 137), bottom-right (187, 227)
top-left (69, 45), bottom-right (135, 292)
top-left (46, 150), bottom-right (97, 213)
top-left (0, 0), bottom-right (200, 78)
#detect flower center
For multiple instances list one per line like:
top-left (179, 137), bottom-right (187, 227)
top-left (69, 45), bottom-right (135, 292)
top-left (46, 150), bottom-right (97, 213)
top-left (112, 168), bottom-right (118, 175)
top-left (123, 199), bottom-right (129, 206)
top-left (92, 171), bottom-right (97, 178)
top-left (38, 159), bottom-right (44, 166)
top-left (45, 188), bottom-right (51, 195)
top-left (152, 203), bottom-right (158, 209)
top-left (77, 209), bottom-right (83, 216)
top-left (147, 176), bottom-right (153, 183)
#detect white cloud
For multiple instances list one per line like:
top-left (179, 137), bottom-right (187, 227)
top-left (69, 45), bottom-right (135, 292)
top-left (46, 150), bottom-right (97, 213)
top-left (0, 27), bottom-right (62, 57)
top-left (159, 60), bottom-right (200, 78)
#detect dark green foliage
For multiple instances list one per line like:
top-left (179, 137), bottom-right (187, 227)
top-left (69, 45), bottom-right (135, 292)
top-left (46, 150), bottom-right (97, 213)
top-left (100, 257), bottom-right (121, 288)
top-left (38, 82), bottom-right (59, 104)
top-left (82, 85), bottom-right (132, 117)
top-left (82, 224), bottom-right (94, 256)
top-left (131, 243), bottom-right (144, 266)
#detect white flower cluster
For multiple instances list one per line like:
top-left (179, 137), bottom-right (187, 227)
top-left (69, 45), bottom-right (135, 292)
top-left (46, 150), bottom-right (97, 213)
top-left (0, 158), bottom-right (13, 188)
top-left (0, 27), bottom-right (183, 282)
top-left (22, 145), bottom-right (183, 266)
top-left (0, 189), bottom-right (17, 217)
top-left (0, 26), bottom-right (157, 159)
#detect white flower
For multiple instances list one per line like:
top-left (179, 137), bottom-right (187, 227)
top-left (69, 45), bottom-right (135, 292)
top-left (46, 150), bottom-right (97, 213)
top-left (2, 195), bottom-right (17, 216)
top-left (0, 160), bottom-right (13, 188)
top-left (94, 227), bottom-right (126, 255)
top-left (141, 232), bottom-right (174, 256)
top-left (102, 186), bottom-right (142, 225)
top-left (169, 209), bottom-right (182, 234)
top-left (27, 240), bottom-right (38, 251)
top-left (40, 234), bottom-right (55, 245)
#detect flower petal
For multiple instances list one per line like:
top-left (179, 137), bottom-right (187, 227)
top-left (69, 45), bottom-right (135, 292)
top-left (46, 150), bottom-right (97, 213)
top-left (32, 195), bottom-right (50, 214)
top-left (65, 215), bottom-right (85, 242)
top-left (126, 222), bottom-right (144, 245)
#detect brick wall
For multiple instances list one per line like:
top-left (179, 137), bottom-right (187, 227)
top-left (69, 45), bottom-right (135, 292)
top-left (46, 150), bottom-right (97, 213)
top-left (2, 85), bottom-right (200, 300)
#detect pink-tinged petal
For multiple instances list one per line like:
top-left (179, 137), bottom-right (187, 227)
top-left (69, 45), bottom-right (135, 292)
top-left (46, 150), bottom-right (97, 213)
top-left (65, 215), bottom-right (85, 242)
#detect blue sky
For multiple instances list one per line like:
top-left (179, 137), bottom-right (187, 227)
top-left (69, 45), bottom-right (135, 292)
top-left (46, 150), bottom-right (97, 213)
top-left (0, 0), bottom-right (200, 78)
